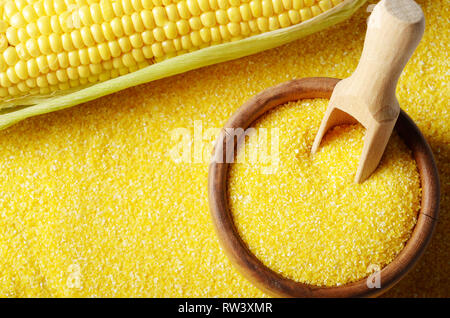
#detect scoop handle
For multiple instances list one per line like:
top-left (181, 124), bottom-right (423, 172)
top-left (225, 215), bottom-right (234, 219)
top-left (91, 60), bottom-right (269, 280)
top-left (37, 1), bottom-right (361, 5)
top-left (350, 0), bottom-right (425, 121)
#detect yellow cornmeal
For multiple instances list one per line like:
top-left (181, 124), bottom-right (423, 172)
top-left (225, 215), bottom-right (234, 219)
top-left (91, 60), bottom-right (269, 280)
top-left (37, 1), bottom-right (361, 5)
top-left (228, 99), bottom-right (421, 287)
top-left (0, 0), bottom-right (447, 297)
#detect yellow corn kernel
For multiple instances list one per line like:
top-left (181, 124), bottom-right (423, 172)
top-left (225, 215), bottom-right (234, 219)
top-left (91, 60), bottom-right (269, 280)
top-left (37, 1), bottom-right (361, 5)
top-left (17, 81), bottom-right (29, 93)
top-left (140, 30), bottom-right (154, 45)
top-left (111, 17), bottom-right (125, 37)
top-left (278, 12), bottom-right (291, 27)
top-left (49, 34), bottom-right (63, 53)
top-left (257, 17), bottom-right (269, 32)
top-left (122, 0), bottom-right (135, 15)
top-left (131, 0), bottom-right (144, 11)
top-left (3, 47), bottom-right (19, 66)
top-left (268, 16), bottom-right (280, 30)
top-left (10, 13), bottom-right (27, 29)
top-left (112, 0), bottom-right (124, 16)
top-left (142, 45), bottom-right (154, 58)
top-left (209, 0), bottom-right (219, 10)
top-left (151, 42), bottom-right (164, 58)
top-left (8, 85), bottom-right (21, 96)
top-left (97, 43), bottom-right (112, 60)
top-left (272, 0), bottom-right (284, 14)
top-left (14, 61), bottom-right (28, 81)
top-left (189, 17), bottom-right (202, 30)
top-left (240, 4), bottom-right (252, 21)
top-left (58, 82), bottom-right (70, 90)
top-left (199, 28), bottom-right (212, 42)
top-left (61, 33), bottom-right (75, 51)
top-left (201, 12), bottom-right (216, 27)
top-left (57, 52), bottom-right (69, 68)
top-left (90, 4), bottom-right (104, 24)
top-left (176, 20), bottom-right (190, 35)
top-left (249, 1), bottom-right (262, 18)
top-left (164, 22), bottom-right (178, 39)
top-left (262, 0), bottom-right (274, 17)
top-left (141, 10), bottom-right (156, 29)
top-left (81, 27), bottom-right (96, 47)
top-left (68, 51), bottom-right (81, 67)
top-left (131, 48), bottom-right (145, 62)
top-left (131, 12), bottom-right (145, 32)
top-left (7, 67), bottom-right (20, 84)
top-left (227, 22), bottom-right (241, 36)
top-left (190, 31), bottom-right (203, 46)
top-left (26, 77), bottom-right (37, 88)
top-left (50, 16), bottom-right (62, 34)
top-left (26, 59), bottom-right (40, 77)
top-left (47, 72), bottom-right (59, 85)
top-left (38, 35), bottom-right (52, 55)
top-left (166, 4), bottom-right (179, 21)
top-left (3, 1), bottom-right (18, 19)
top-left (22, 5), bottom-right (38, 23)
top-left (47, 54), bottom-right (59, 71)
top-left (319, 0), bottom-right (332, 11)
top-left (89, 24), bottom-right (105, 43)
top-left (79, 48), bottom-right (90, 65)
top-left (180, 35), bottom-right (193, 50)
top-left (228, 7), bottom-right (242, 23)
top-left (199, 0), bottom-right (211, 11)
top-left (216, 10), bottom-right (229, 25)
top-left (293, 0), bottom-right (304, 10)
top-left (88, 47), bottom-right (102, 64)
top-left (311, 5), bottom-right (322, 16)
top-left (177, 2), bottom-right (191, 20)
top-left (6, 27), bottom-right (20, 46)
top-left (217, 0), bottom-right (229, 9)
top-left (0, 72), bottom-right (12, 87)
top-left (153, 27), bottom-right (166, 42)
top-left (153, 7), bottom-right (168, 27)
top-left (100, 0), bottom-right (115, 21)
top-left (78, 65), bottom-right (90, 78)
top-left (210, 27), bottom-right (221, 42)
top-left (288, 10), bottom-right (301, 24)
top-left (187, 0), bottom-right (202, 16)
top-left (219, 24), bottom-right (232, 40)
top-left (71, 30), bottom-right (84, 49)
top-left (79, 6), bottom-right (94, 26)
top-left (0, 35), bottom-right (8, 52)
top-left (17, 28), bottom-right (30, 43)
top-left (56, 69), bottom-right (69, 82)
top-left (122, 15), bottom-right (135, 35)
top-left (282, 0), bottom-right (292, 9)
top-left (130, 33), bottom-right (144, 48)
top-left (101, 23), bottom-right (115, 41)
top-left (300, 7), bottom-right (312, 21)
top-left (59, 12), bottom-right (74, 33)
top-left (118, 37), bottom-right (132, 53)
top-left (240, 22), bottom-right (251, 35)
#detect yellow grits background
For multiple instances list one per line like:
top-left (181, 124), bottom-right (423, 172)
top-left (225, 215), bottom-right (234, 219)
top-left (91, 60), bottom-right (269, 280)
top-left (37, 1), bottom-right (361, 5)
top-left (0, 0), bottom-right (448, 297)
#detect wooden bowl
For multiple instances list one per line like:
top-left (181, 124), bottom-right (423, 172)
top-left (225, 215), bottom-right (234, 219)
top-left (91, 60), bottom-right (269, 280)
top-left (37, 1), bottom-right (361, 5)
top-left (208, 77), bottom-right (440, 297)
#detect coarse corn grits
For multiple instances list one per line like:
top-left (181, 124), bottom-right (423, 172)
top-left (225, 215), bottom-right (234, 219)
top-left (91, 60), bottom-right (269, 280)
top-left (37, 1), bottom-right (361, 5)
top-left (228, 99), bottom-right (421, 287)
top-left (0, 0), bottom-right (447, 297)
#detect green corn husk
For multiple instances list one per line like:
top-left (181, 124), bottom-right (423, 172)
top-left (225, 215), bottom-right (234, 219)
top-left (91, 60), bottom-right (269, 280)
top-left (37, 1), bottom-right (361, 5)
top-left (0, 0), bottom-right (367, 130)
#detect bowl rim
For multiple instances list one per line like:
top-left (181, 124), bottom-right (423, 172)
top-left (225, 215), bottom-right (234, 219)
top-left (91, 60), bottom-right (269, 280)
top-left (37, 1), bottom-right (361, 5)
top-left (208, 77), bottom-right (440, 298)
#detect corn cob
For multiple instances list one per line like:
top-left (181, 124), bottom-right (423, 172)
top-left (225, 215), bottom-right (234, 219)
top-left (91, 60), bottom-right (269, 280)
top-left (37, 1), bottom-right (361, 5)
top-left (0, 0), bottom-right (366, 129)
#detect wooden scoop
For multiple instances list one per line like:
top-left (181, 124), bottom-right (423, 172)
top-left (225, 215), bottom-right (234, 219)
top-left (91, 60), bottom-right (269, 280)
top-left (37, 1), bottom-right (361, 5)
top-left (311, 0), bottom-right (425, 183)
